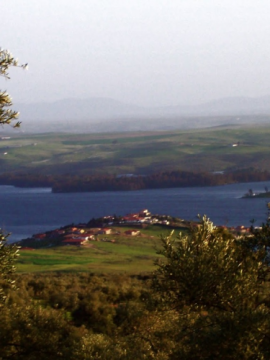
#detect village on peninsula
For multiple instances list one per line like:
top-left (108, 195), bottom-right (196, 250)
top-left (16, 209), bottom-right (253, 250)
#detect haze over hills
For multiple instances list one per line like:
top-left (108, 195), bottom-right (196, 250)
top-left (190, 96), bottom-right (270, 116)
top-left (11, 95), bottom-right (270, 133)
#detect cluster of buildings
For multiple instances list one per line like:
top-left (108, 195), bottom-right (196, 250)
top-left (28, 210), bottom-right (158, 247)
top-left (22, 209), bottom-right (252, 248)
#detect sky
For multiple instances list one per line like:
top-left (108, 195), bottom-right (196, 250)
top-left (2, 0), bottom-right (270, 107)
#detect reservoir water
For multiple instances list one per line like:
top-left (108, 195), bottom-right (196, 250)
top-left (0, 181), bottom-right (270, 242)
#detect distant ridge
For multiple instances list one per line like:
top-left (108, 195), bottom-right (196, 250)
top-left (191, 96), bottom-right (270, 115)
top-left (9, 95), bottom-right (270, 133)
top-left (16, 97), bottom-right (146, 122)
top-left (15, 95), bottom-right (270, 122)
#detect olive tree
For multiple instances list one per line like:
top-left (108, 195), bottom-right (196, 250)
top-left (0, 48), bottom-right (27, 127)
top-left (0, 48), bottom-right (26, 303)
top-left (150, 216), bottom-right (270, 359)
top-left (0, 231), bottom-right (19, 304)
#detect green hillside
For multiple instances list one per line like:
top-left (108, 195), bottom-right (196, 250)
top-left (1, 124), bottom-right (270, 176)
top-left (17, 225), bottom-right (176, 273)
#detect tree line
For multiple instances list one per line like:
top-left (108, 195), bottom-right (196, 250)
top-left (0, 168), bottom-right (270, 192)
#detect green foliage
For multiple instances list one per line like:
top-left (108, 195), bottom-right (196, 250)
top-left (0, 47), bottom-right (24, 304)
top-left (0, 304), bottom-right (83, 360)
top-left (0, 230), bottom-right (19, 305)
top-left (150, 216), bottom-right (270, 359)
top-left (0, 48), bottom-right (27, 128)
top-left (0, 273), bottom-right (154, 359)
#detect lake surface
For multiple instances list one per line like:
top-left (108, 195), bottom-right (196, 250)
top-left (0, 181), bottom-right (270, 242)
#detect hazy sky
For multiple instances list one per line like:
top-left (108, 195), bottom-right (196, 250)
top-left (2, 1), bottom-right (270, 107)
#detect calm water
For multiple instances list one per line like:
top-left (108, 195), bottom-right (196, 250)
top-left (0, 182), bottom-right (270, 242)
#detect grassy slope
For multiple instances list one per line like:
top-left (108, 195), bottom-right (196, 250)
top-left (1, 124), bottom-right (270, 175)
top-left (16, 225), bottom-right (175, 274)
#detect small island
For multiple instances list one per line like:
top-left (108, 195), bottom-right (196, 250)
top-left (242, 187), bottom-right (270, 199)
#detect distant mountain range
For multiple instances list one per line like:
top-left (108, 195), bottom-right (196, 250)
top-left (188, 96), bottom-right (270, 116)
top-left (9, 95), bottom-right (270, 133)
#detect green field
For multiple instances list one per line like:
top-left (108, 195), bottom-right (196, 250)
top-left (1, 124), bottom-right (270, 175)
top-left (16, 225), bottom-right (176, 273)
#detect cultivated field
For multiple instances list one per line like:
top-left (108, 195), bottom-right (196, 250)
top-left (1, 124), bottom-right (270, 175)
